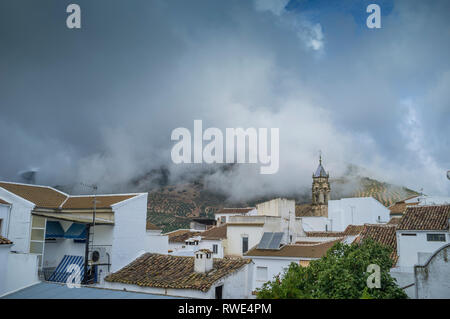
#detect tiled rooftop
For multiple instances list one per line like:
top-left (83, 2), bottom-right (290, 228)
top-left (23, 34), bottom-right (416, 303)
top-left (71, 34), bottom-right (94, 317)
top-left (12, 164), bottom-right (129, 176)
top-left (398, 205), bottom-right (450, 231)
top-left (104, 253), bottom-right (251, 292)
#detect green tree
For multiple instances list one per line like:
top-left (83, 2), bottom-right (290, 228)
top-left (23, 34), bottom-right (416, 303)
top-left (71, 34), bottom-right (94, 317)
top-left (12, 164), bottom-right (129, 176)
top-left (256, 239), bottom-right (407, 299)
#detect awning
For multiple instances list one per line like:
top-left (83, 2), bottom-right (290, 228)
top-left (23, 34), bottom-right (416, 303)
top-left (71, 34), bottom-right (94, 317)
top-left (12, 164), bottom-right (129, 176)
top-left (65, 223), bottom-right (87, 239)
top-left (48, 255), bottom-right (85, 283)
top-left (32, 211), bottom-right (114, 225)
top-left (45, 221), bottom-right (65, 239)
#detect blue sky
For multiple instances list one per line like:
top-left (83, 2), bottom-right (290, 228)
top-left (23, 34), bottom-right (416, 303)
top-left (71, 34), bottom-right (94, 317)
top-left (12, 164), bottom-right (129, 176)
top-left (0, 0), bottom-right (449, 198)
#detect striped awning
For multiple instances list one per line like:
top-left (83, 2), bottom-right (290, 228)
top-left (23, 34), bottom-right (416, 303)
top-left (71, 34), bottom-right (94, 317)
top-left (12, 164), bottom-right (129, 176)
top-left (48, 255), bottom-right (85, 283)
top-left (45, 221), bottom-right (65, 239)
top-left (64, 223), bottom-right (87, 239)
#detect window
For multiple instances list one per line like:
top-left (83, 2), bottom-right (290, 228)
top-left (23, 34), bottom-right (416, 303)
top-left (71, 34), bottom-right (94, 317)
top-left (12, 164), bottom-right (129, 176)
top-left (427, 234), bottom-right (446, 242)
top-left (242, 236), bottom-right (248, 253)
top-left (213, 244), bottom-right (218, 254)
top-left (0, 218), bottom-right (3, 236)
top-left (256, 266), bottom-right (268, 281)
top-left (29, 216), bottom-right (46, 268)
top-left (401, 233), bottom-right (417, 236)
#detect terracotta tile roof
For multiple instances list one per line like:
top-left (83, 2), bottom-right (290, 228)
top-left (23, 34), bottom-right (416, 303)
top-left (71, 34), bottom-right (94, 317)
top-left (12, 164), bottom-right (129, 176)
top-left (0, 235), bottom-right (12, 245)
top-left (104, 253), bottom-right (251, 292)
top-left (387, 217), bottom-right (401, 225)
top-left (389, 201), bottom-right (419, 215)
top-left (355, 224), bottom-right (398, 265)
top-left (168, 230), bottom-right (201, 243)
top-left (305, 231), bottom-right (343, 238)
top-left (215, 208), bottom-right (255, 215)
top-left (0, 198), bottom-right (10, 205)
top-left (146, 221), bottom-right (161, 231)
top-left (398, 205), bottom-right (450, 231)
top-left (201, 224), bottom-right (227, 240)
top-left (0, 182), bottom-right (68, 208)
top-left (61, 195), bottom-right (137, 209)
top-left (245, 239), bottom-right (340, 258)
top-left (0, 182), bottom-right (138, 210)
top-left (295, 204), bottom-right (315, 217)
top-left (343, 225), bottom-right (365, 236)
top-left (305, 225), bottom-right (364, 238)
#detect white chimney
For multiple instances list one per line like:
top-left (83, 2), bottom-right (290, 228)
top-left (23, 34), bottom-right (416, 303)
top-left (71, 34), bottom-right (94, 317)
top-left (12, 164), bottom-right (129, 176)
top-left (194, 249), bottom-right (213, 273)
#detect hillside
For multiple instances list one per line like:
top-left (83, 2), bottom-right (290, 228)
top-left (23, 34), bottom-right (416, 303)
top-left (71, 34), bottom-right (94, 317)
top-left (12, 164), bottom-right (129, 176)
top-left (146, 172), bottom-right (419, 232)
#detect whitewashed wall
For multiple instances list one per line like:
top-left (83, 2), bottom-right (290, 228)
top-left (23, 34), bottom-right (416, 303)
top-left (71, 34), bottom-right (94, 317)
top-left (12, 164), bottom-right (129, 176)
top-left (247, 257), bottom-right (308, 292)
top-left (199, 239), bottom-right (224, 258)
top-left (0, 245), bottom-right (11, 295)
top-left (146, 232), bottom-right (169, 254)
top-left (110, 193), bottom-right (148, 273)
top-left (227, 225), bottom-right (264, 257)
top-left (415, 244), bottom-right (450, 299)
top-left (328, 197), bottom-right (389, 231)
top-left (43, 239), bottom-right (86, 268)
top-left (2, 252), bottom-right (39, 296)
top-left (0, 188), bottom-right (35, 253)
top-left (300, 216), bottom-right (330, 232)
top-left (396, 230), bottom-right (450, 271)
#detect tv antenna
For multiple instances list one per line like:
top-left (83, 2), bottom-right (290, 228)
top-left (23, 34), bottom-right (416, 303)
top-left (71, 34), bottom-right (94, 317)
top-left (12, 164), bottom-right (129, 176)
top-left (80, 183), bottom-right (99, 255)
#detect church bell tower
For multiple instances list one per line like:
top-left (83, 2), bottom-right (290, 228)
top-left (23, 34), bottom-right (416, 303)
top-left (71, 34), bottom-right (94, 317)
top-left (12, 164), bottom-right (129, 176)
top-left (311, 154), bottom-right (330, 216)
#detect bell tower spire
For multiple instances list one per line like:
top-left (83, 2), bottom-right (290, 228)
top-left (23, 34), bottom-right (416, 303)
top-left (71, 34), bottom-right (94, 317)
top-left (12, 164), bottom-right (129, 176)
top-left (311, 153), bottom-right (330, 217)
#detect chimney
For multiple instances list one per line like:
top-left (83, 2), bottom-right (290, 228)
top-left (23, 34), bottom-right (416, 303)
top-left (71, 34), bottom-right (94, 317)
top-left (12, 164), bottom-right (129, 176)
top-left (194, 249), bottom-right (213, 273)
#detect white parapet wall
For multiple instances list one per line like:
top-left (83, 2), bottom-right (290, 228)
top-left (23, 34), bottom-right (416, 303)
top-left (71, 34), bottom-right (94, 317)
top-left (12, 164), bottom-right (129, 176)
top-left (2, 252), bottom-right (40, 297)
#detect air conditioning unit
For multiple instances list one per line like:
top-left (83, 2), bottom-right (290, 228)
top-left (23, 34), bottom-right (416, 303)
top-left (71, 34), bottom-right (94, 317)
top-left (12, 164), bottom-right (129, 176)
top-left (89, 247), bottom-right (108, 265)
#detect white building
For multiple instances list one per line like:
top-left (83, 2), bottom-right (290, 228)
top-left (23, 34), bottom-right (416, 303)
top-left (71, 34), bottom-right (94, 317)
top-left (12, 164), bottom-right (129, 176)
top-left (244, 239), bottom-right (339, 293)
top-left (215, 207), bottom-right (257, 226)
top-left (104, 249), bottom-right (253, 299)
top-left (299, 197), bottom-right (390, 232)
top-left (390, 204), bottom-right (450, 298)
top-left (226, 198), bottom-right (304, 257)
top-left (0, 181), bottom-right (162, 296)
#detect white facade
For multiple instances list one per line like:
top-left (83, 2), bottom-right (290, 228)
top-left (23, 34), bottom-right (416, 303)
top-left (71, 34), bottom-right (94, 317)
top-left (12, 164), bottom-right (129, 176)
top-left (300, 216), bottom-right (330, 232)
top-left (0, 244), bottom-right (11, 295)
top-left (396, 229), bottom-right (450, 272)
top-left (227, 216), bottom-right (281, 257)
top-left (328, 197), bottom-right (390, 231)
top-left (247, 256), bottom-right (309, 292)
top-left (146, 230), bottom-right (168, 254)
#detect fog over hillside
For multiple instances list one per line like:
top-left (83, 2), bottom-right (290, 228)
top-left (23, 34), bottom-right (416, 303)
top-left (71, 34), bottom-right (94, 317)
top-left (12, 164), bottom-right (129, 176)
top-left (1, 0), bottom-right (449, 198)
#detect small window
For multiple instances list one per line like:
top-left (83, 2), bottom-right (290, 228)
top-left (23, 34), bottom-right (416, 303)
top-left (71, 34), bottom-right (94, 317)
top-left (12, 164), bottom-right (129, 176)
top-left (242, 236), bottom-right (248, 253)
top-left (401, 233), bottom-right (417, 236)
top-left (256, 266), bottom-right (268, 281)
top-left (213, 244), bottom-right (218, 254)
top-left (427, 234), bottom-right (446, 242)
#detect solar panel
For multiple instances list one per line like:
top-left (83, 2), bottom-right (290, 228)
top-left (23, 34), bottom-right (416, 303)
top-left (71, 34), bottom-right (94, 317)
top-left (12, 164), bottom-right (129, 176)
top-left (257, 232), bottom-right (273, 249)
top-left (267, 232), bottom-right (284, 250)
top-left (257, 232), bottom-right (284, 250)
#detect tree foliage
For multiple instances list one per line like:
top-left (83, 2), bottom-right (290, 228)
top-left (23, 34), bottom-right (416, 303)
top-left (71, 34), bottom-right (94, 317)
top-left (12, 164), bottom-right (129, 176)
top-left (256, 239), bottom-right (407, 299)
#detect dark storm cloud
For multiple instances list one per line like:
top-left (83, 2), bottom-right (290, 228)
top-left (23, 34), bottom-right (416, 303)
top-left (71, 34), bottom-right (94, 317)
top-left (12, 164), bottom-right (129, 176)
top-left (0, 0), bottom-right (449, 197)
